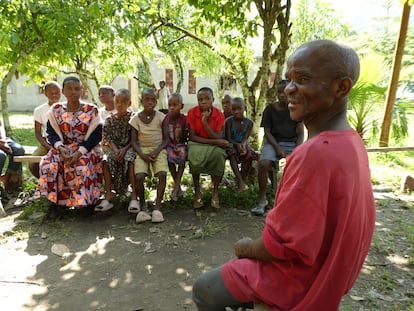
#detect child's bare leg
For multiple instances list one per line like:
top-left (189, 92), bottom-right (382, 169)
top-left (229, 155), bottom-right (245, 190)
top-left (128, 162), bottom-right (137, 200)
top-left (257, 159), bottom-right (272, 205)
top-left (29, 162), bottom-right (40, 178)
top-left (192, 173), bottom-right (201, 200)
top-left (172, 163), bottom-right (185, 200)
top-left (168, 162), bottom-right (177, 182)
top-left (102, 161), bottom-right (114, 200)
top-left (135, 173), bottom-right (146, 207)
top-left (175, 163), bottom-right (185, 194)
top-left (240, 158), bottom-right (253, 181)
top-left (211, 175), bottom-right (221, 202)
top-left (154, 171), bottom-right (167, 209)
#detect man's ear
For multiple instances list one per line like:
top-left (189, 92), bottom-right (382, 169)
top-left (335, 77), bottom-right (353, 98)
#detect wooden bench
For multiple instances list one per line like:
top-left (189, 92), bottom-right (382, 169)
top-left (14, 146), bottom-right (42, 163)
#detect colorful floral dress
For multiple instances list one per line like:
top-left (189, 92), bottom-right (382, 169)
top-left (104, 111), bottom-right (136, 193)
top-left (37, 102), bottom-right (103, 208)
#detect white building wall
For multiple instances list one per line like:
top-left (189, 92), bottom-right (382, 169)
top-left (3, 59), bottom-right (258, 114)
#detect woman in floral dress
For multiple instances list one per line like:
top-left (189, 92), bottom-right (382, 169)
top-left (37, 76), bottom-right (103, 220)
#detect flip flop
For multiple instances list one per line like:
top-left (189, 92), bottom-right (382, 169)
top-left (136, 211), bottom-right (152, 223)
top-left (128, 199), bottom-right (140, 213)
top-left (236, 184), bottom-right (249, 192)
top-left (211, 199), bottom-right (220, 209)
top-left (94, 199), bottom-right (114, 212)
top-left (250, 200), bottom-right (268, 216)
top-left (193, 197), bottom-right (204, 209)
top-left (151, 210), bottom-right (164, 223)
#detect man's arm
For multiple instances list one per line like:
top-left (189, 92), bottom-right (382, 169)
top-left (234, 237), bottom-right (277, 262)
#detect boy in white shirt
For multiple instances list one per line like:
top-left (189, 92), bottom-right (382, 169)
top-left (29, 81), bottom-right (61, 178)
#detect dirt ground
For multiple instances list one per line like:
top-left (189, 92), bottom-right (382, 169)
top-left (0, 186), bottom-right (413, 311)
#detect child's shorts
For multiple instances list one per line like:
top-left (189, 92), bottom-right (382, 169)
top-left (260, 140), bottom-right (296, 162)
top-left (134, 148), bottom-right (168, 175)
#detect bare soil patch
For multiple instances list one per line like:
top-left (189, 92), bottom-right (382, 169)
top-left (0, 187), bottom-right (413, 311)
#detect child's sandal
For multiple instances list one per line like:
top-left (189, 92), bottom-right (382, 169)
top-left (128, 200), bottom-right (140, 213)
top-left (136, 211), bottom-right (151, 223)
top-left (193, 197), bottom-right (203, 209)
top-left (94, 199), bottom-right (114, 212)
top-left (151, 210), bottom-right (164, 223)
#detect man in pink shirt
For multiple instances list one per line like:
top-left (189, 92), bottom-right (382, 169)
top-left (192, 40), bottom-right (376, 311)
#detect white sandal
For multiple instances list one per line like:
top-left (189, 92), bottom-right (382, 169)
top-left (94, 199), bottom-right (114, 212)
top-left (128, 199), bottom-right (140, 213)
top-left (136, 211), bottom-right (152, 223)
top-left (151, 210), bottom-right (164, 223)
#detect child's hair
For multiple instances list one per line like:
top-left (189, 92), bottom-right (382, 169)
top-left (99, 85), bottom-right (115, 93)
top-left (115, 88), bottom-right (131, 100)
top-left (142, 88), bottom-right (157, 96)
top-left (197, 87), bottom-right (214, 96)
top-left (231, 97), bottom-right (245, 108)
top-left (44, 81), bottom-right (60, 91)
top-left (277, 80), bottom-right (288, 87)
top-left (169, 93), bottom-right (183, 103)
top-left (62, 76), bottom-right (81, 87)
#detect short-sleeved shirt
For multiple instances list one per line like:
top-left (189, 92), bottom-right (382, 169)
top-left (33, 102), bottom-right (52, 137)
top-left (99, 107), bottom-right (117, 120)
top-left (187, 106), bottom-right (224, 138)
top-left (261, 104), bottom-right (299, 142)
top-left (129, 111), bottom-right (165, 148)
top-left (222, 130), bottom-right (376, 310)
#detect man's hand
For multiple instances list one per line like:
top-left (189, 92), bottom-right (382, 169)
top-left (276, 146), bottom-right (286, 158)
top-left (234, 237), bottom-right (254, 258)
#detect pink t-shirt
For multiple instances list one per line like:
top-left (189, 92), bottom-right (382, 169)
top-left (222, 130), bottom-right (376, 311)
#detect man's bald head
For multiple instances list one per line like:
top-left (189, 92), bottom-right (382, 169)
top-left (290, 40), bottom-right (360, 86)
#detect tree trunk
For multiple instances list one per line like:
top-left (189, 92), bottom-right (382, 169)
top-left (1, 62), bottom-right (22, 136)
top-left (171, 52), bottom-right (184, 94)
top-left (379, 2), bottom-right (411, 147)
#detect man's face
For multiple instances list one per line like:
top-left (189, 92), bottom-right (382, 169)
top-left (284, 47), bottom-right (336, 123)
top-left (277, 85), bottom-right (287, 104)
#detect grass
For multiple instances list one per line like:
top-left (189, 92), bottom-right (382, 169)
top-left (8, 112), bottom-right (37, 146)
top-left (7, 112), bottom-right (414, 229)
